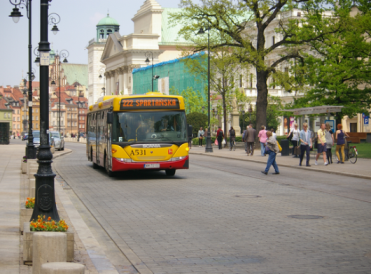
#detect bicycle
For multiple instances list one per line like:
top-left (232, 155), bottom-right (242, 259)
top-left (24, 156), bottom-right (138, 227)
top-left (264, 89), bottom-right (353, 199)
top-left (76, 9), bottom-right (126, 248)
top-left (348, 144), bottom-right (358, 164)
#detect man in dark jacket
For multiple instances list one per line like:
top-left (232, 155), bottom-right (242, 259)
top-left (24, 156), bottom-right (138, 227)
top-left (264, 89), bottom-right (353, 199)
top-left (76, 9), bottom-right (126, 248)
top-left (246, 124), bottom-right (256, 156)
top-left (216, 126), bottom-right (224, 150)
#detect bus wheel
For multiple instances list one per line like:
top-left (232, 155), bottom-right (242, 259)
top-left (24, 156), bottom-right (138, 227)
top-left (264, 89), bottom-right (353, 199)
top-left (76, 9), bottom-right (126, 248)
top-left (105, 153), bottom-right (114, 177)
top-left (91, 149), bottom-right (98, 169)
top-left (165, 169), bottom-right (176, 176)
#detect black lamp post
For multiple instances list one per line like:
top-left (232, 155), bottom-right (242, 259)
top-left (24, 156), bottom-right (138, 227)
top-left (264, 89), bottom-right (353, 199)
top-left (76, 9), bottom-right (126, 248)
top-left (242, 110), bottom-right (245, 133)
top-left (248, 104), bottom-right (253, 125)
top-left (30, 0), bottom-right (59, 222)
top-left (145, 52), bottom-right (160, 92)
top-left (51, 50), bottom-right (68, 134)
top-left (197, 25), bottom-right (213, 153)
top-left (9, 0), bottom-right (37, 159)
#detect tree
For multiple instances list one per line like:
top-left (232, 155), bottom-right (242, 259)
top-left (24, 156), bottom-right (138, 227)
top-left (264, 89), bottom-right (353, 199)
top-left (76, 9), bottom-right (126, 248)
top-left (171, 0), bottom-right (350, 133)
top-left (243, 95), bottom-right (284, 132)
top-left (288, 2), bottom-right (371, 123)
top-left (186, 112), bottom-right (208, 137)
top-left (180, 37), bottom-right (247, 143)
top-left (171, 86), bottom-right (207, 114)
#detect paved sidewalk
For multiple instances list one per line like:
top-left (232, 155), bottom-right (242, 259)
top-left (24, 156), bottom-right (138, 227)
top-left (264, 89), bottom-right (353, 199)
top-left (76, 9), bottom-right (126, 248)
top-left (190, 144), bottom-right (371, 179)
top-left (0, 144), bottom-right (118, 274)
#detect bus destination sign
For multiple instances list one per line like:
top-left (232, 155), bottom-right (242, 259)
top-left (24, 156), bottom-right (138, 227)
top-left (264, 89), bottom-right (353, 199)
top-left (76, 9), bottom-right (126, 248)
top-left (120, 97), bottom-right (180, 110)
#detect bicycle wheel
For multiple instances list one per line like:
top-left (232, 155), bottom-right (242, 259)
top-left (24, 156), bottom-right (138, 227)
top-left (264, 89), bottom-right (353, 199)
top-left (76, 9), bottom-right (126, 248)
top-left (349, 147), bottom-right (357, 164)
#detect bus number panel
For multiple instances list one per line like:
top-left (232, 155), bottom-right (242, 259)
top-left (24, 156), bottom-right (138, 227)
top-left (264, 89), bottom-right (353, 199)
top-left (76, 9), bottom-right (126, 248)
top-left (120, 98), bottom-right (180, 110)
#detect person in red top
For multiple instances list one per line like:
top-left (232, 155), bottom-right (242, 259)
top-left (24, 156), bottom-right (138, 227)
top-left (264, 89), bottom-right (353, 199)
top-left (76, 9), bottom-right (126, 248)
top-left (216, 126), bottom-right (224, 150)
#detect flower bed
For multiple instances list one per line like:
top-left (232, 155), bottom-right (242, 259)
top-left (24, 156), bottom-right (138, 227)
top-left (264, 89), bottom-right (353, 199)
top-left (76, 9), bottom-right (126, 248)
top-left (30, 215), bottom-right (69, 232)
top-left (25, 197), bottom-right (35, 209)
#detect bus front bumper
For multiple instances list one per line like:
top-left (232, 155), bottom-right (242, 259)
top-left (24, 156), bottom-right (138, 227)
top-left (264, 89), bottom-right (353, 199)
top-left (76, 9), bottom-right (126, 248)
top-left (111, 156), bottom-right (189, 172)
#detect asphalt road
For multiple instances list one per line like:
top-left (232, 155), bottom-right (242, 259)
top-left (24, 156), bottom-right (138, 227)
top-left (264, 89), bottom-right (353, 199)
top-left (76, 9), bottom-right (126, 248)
top-left (52, 142), bottom-right (371, 274)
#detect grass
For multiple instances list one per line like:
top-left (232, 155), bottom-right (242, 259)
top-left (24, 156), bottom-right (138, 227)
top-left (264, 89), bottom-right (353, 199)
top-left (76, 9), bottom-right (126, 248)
top-left (331, 143), bottom-right (371, 159)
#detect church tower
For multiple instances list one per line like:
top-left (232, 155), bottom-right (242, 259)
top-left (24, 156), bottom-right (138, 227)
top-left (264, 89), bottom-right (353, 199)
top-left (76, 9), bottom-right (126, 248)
top-left (87, 14), bottom-right (120, 106)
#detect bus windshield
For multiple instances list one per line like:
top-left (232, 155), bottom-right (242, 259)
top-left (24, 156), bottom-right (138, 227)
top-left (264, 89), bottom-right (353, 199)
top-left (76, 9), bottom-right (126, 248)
top-left (112, 111), bottom-right (187, 144)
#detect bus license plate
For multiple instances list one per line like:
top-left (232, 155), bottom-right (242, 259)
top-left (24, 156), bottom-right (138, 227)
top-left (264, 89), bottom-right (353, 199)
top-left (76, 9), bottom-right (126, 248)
top-left (144, 164), bottom-right (160, 169)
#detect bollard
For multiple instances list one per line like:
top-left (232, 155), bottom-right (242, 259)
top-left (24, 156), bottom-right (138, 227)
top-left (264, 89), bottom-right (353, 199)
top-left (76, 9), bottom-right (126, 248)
top-left (33, 232), bottom-right (67, 274)
top-left (41, 262), bottom-right (85, 274)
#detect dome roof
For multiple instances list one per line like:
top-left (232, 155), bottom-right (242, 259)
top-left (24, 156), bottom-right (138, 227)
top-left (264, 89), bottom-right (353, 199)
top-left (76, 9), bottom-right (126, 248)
top-left (97, 14), bottom-right (119, 26)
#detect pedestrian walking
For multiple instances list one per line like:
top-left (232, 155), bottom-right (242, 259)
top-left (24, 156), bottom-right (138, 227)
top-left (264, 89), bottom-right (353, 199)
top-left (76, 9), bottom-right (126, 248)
top-left (299, 123), bottom-right (312, 167)
top-left (246, 124), bottom-right (256, 156)
top-left (197, 127), bottom-right (204, 147)
top-left (258, 125), bottom-right (267, 156)
top-left (216, 126), bottom-right (224, 150)
top-left (315, 123), bottom-right (328, 166)
top-left (287, 123), bottom-right (300, 157)
top-left (261, 131), bottom-right (280, 175)
top-left (242, 126), bottom-right (248, 152)
top-left (325, 123), bottom-right (334, 164)
top-left (229, 127), bottom-right (236, 151)
top-left (335, 124), bottom-right (349, 164)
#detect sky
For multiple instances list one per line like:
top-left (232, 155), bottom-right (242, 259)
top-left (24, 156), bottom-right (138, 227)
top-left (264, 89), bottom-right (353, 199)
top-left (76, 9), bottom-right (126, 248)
top-left (0, 0), bottom-right (198, 87)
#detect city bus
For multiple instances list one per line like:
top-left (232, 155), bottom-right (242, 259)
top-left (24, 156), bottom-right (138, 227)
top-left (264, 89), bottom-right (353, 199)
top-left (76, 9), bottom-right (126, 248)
top-left (86, 92), bottom-right (189, 177)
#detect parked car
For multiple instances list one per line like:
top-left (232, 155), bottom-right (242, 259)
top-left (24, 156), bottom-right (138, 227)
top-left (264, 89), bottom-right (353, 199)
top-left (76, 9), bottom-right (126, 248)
top-left (32, 130), bottom-right (56, 154)
top-left (22, 133), bottom-right (28, 141)
top-left (49, 131), bottom-right (65, 151)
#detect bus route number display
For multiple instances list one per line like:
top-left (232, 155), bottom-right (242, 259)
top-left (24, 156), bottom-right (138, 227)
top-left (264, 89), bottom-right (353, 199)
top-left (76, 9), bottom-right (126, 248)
top-left (120, 97), bottom-right (180, 110)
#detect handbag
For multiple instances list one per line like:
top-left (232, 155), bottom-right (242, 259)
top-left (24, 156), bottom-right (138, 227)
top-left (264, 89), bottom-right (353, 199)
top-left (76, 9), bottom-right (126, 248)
top-left (222, 139), bottom-right (226, 145)
top-left (214, 139), bottom-right (218, 146)
top-left (277, 142), bottom-right (282, 152)
top-left (294, 145), bottom-right (301, 156)
top-left (264, 145), bottom-right (271, 154)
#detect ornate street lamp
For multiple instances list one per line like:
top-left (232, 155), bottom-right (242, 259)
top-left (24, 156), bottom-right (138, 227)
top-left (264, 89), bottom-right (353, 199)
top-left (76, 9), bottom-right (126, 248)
top-left (9, 0), bottom-right (36, 159)
top-left (145, 52), bottom-right (160, 92)
top-left (196, 25), bottom-right (213, 153)
top-left (51, 50), bottom-right (69, 134)
top-left (30, 0), bottom-right (60, 222)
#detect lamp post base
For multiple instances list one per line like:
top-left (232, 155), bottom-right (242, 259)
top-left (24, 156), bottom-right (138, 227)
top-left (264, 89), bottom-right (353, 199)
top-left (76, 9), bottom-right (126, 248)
top-left (205, 131), bottom-right (213, 153)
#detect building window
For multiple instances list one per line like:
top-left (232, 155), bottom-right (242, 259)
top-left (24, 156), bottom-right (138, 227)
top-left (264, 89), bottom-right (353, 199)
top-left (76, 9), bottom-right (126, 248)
top-left (107, 29), bottom-right (112, 38)
top-left (250, 74), bottom-right (253, 88)
top-left (297, 12), bottom-right (301, 17)
top-left (239, 75), bottom-right (243, 88)
top-left (272, 36), bottom-right (275, 45)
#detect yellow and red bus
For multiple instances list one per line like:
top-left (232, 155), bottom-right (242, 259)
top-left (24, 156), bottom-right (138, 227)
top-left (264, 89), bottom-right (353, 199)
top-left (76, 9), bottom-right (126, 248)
top-left (86, 92), bottom-right (189, 176)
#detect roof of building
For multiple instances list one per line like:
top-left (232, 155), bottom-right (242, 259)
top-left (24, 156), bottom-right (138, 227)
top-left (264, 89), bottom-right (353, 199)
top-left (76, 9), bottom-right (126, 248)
top-left (160, 8), bottom-right (190, 45)
top-left (97, 14), bottom-right (120, 26)
top-left (0, 98), bottom-right (13, 111)
top-left (60, 63), bottom-right (88, 88)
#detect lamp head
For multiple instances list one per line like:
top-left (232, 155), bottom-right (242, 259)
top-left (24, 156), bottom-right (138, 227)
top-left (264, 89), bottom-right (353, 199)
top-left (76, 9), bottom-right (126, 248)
top-left (51, 80), bottom-right (56, 86)
top-left (153, 75), bottom-right (160, 80)
top-left (197, 27), bottom-right (205, 35)
top-left (9, 7), bottom-right (23, 23)
top-left (51, 24), bottom-right (59, 35)
top-left (99, 74), bottom-right (102, 79)
top-left (63, 58), bottom-right (68, 63)
top-left (145, 57), bottom-right (150, 65)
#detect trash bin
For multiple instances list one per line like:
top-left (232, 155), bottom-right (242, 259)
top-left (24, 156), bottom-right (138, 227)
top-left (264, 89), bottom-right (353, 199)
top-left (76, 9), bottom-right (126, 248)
top-left (280, 139), bottom-right (290, 156)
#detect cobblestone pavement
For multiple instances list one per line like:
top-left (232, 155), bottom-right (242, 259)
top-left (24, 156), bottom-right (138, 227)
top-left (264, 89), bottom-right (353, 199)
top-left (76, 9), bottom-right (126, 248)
top-left (54, 143), bottom-right (371, 274)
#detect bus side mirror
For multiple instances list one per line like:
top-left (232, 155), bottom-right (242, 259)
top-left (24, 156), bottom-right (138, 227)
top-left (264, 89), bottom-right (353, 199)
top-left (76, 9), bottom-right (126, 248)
top-left (107, 112), bottom-right (113, 124)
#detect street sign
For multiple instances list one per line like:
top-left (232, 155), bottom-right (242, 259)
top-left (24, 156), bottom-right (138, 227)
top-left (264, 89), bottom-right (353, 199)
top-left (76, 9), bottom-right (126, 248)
top-left (40, 52), bottom-right (50, 66)
top-left (325, 120), bottom-right (335, 132)
top-left (365, 116), bottom-right (369, 125)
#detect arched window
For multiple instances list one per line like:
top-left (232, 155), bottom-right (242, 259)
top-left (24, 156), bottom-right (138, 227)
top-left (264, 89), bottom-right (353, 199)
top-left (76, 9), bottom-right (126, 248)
top-left (100, 30), bottom-right (104, 39)
top-left (106, 29), bottom-right (112, 38)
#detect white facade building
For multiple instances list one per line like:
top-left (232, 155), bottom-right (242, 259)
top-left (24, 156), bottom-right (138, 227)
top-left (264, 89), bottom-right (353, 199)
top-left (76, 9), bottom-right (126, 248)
top-left (87, 0), bottom-right (188, 106)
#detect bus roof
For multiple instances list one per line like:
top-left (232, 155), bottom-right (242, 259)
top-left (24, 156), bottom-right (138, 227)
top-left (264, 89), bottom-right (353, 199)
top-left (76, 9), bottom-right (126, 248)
top-left (88, 92), bottom-right (185, 112)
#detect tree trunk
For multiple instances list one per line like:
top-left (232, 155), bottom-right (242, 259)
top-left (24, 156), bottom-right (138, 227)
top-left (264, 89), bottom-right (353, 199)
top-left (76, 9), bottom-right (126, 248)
top-left (255, 68), bottom-right (268, 144)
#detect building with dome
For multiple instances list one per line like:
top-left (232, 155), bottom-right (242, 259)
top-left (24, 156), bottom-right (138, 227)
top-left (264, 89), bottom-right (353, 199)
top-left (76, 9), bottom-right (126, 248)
top-left (87, 14), bottom-right (120, 106)
top-left (87, 0), bottom-right (191, 106)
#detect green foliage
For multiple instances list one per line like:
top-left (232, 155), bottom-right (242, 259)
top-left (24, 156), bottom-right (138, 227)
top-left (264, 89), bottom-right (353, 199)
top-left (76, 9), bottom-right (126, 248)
top-left (170, 0), bottom-right (358, 131)
top-left (186, 112), bottom-right (208, 137)
top-left (171, 86), bottom-right (207, 114)
top-left (241, 96), bottom-right (284, 131)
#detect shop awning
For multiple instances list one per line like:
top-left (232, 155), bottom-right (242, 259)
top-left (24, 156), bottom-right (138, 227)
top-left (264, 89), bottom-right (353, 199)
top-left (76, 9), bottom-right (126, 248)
top-left (282, 106), bottom-right (344, 116)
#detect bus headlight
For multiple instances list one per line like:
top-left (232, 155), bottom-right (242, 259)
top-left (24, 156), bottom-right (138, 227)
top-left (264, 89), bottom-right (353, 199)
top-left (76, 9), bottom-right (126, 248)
top-left (115, 158), bottom-right (133, 163)
top-left (170, 156), bottom-right (185, 162)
